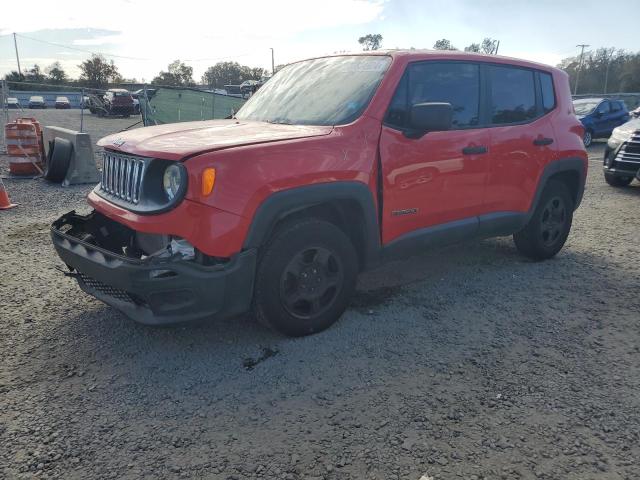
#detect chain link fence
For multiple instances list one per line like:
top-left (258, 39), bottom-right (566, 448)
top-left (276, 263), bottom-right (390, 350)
top-left (1, 80), bottom-right (248, 159)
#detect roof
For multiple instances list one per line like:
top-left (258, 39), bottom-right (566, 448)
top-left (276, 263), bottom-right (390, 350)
top-left (573, 97), bottom-right (605, 103)
top-left (286, 49), bottom-right (559, 73)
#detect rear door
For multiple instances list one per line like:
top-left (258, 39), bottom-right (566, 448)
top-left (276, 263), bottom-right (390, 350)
top-left (485, 65), bottom-right (558, 213)
top-left (609, 100), bottom-right (628, 130)
top-left (379, 61), bottom-right (489, 244)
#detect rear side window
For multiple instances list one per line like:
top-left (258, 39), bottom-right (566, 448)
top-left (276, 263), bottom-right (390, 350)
top-left (610, 101), bottom-right (624, 112)
top-left (489, 66), bottom-right (536, 124)
top-left (385, 62), bottom-right (480, 129)
top-left (540, 72), bottom-right (556, 113)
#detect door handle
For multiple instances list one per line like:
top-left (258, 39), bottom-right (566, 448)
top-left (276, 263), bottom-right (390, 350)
top-left (462, 146), bottom-right (488, 155)
top-left (533, 137), bottom-right (554, 146)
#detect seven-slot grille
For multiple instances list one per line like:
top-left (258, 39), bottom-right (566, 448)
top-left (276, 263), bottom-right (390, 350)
top-left (100, 152), bottom-right (145, 204)
top-left (615, 129), bottom-right (640, 166)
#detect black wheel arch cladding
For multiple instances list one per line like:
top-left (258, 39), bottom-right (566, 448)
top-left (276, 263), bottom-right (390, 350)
top-left (243, 181), bottom-right (381, 269)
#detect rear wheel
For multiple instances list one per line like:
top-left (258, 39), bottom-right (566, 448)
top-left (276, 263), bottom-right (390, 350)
top-left (583, 130), bottom-right (593, 147)
top-left (254, 218), bottom-right (358, 337)
top-left (604, 172), bottom-right (633, 187)
top-left (514, 179), bottom-right (573, 261)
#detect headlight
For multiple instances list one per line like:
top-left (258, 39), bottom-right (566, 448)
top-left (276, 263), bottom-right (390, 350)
top-left (162, 164), bottom-right (182, 200)
top-left (609, 128), bottom-right (629, 144)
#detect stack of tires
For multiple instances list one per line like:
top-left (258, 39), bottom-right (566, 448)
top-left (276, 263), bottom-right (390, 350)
top-left (4, 118), bottom-right (45, 175)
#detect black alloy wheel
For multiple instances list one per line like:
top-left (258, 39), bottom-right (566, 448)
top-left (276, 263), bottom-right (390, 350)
top-left (280, 246), bottom-right (344, 320)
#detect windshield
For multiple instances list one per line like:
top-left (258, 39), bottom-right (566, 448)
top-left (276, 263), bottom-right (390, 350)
top-left (236, 55), bottom-right (391, 126)
top-left (573, 101), bottom-right (599, 116)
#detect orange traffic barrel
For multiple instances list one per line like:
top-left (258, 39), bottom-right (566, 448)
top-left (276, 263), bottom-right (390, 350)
top-left (4, 118), bottom-right (44, 175)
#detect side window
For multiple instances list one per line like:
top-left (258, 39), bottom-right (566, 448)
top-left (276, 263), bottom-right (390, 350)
top-left (540, 72), bottom-right (556, 113)
top-left (489, 66), bottom-right (536, 124)
top-left (385, 62), bottom-right (480, 129)
top-left (610, 101), bottom-right (621, 112)
top-left (597, 101), bottom-right (610, 114)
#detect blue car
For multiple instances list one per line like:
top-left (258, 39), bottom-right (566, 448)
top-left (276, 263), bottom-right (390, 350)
top-left (573, 98), bottom-right (629, 147)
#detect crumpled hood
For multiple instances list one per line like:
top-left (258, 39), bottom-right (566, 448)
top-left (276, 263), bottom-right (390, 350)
top-left (97, 119), bottom-right (333, 160)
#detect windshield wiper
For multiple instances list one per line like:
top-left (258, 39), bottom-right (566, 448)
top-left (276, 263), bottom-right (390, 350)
top-left (265, 118), bottom-right (293, 125)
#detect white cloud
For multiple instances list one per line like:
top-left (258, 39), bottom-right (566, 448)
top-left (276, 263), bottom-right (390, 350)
top-left (4, 0), bottom-right (384, 36)
top-left (3, 0), bottom-right (386, 79)
top-left (73, 35), bottom-right (126, 46)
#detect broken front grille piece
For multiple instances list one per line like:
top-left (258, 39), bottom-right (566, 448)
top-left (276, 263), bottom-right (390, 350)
top-left (78, 273), bottom-right (135, 304)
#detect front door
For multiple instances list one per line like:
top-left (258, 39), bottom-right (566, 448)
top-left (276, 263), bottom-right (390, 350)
top-left (379, 61), bottom-right (489, 245)
top-left (593, 100), bottom-right (611, 136)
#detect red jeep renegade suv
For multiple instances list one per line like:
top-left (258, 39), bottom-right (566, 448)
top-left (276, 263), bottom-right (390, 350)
top-left (51, 51), bottom-right (587, 336)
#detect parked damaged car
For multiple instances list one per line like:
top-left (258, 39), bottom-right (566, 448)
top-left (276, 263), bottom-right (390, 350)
top-left (51, 51), bottom-right (587, 337)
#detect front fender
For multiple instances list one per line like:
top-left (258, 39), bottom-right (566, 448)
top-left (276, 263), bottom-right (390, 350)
top-left (243, 181), bottom-right (381, 268)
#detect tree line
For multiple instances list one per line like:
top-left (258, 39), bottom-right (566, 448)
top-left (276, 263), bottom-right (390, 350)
top-left (559, 48), bottom-right (640, 94)
top-left (359, 34), bottom-right (640, 94)
top-left (5, 43), bottom-right (640, 95)
top-left (359, 34), bottom-right (500, 55)
top-left (3, 55), bottom-right (269, 91)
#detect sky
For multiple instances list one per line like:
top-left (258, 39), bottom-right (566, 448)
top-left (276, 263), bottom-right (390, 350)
top-left (1, 0), bottom-right (638, 83)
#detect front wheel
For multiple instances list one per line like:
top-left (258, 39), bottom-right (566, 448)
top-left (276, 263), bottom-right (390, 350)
top-left (514, 179), bottom-right (574, 261)
top-left (604, 172), bottom-right (633, 187)
top-left (254, 218), bottom-right (358, 337)
top-left (583, 130), bottom-right (593, 147)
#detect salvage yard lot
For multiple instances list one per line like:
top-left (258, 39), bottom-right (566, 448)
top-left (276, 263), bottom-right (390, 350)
top-left (1, 110), bottom-right (639, 479)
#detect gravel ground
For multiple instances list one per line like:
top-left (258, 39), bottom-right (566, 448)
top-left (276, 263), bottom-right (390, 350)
top-left (1, 111), bottom-right (639, 480)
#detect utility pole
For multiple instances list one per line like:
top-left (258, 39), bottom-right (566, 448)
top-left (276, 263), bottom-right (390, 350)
top-left (13, 33), bottom-right (22, 78)
top-left (270, 48), bottom-right (275, 75)
top-left (574, 44), bottom-right (589, 95)
top-left (604, 47), bottom-right (615, 94)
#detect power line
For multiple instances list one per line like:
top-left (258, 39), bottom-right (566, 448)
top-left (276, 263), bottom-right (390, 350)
top-left (14, 33), bottom-right (261, 64)
top-left (15, 33), bottom-right (149, 61)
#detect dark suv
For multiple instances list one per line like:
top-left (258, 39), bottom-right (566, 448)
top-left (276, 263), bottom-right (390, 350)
top-left (103, 89), bottom-right (135, 117)
top-left (603, 117), bottom-right (640, 186)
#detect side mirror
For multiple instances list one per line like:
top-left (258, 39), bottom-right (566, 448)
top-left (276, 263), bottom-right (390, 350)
top-left (407, 102), bottom-right (453, 138)
top-left (595, 111), bottom-right (603, 117)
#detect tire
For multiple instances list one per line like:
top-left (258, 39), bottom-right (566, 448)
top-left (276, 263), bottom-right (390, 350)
top-left (513, 179), bottom-right (574, 261)
top-left (44, 138), bottom-right (73, 183)
top-left (583, 130), bottom-right (593, 147)
top-left (604, 172), bottom-right (633, 187)
top-left (253, 218), bottom-right (358, 337)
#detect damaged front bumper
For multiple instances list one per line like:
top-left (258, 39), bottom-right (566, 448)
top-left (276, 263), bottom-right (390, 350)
top-left (51, 211), bottom-right (256, 326)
